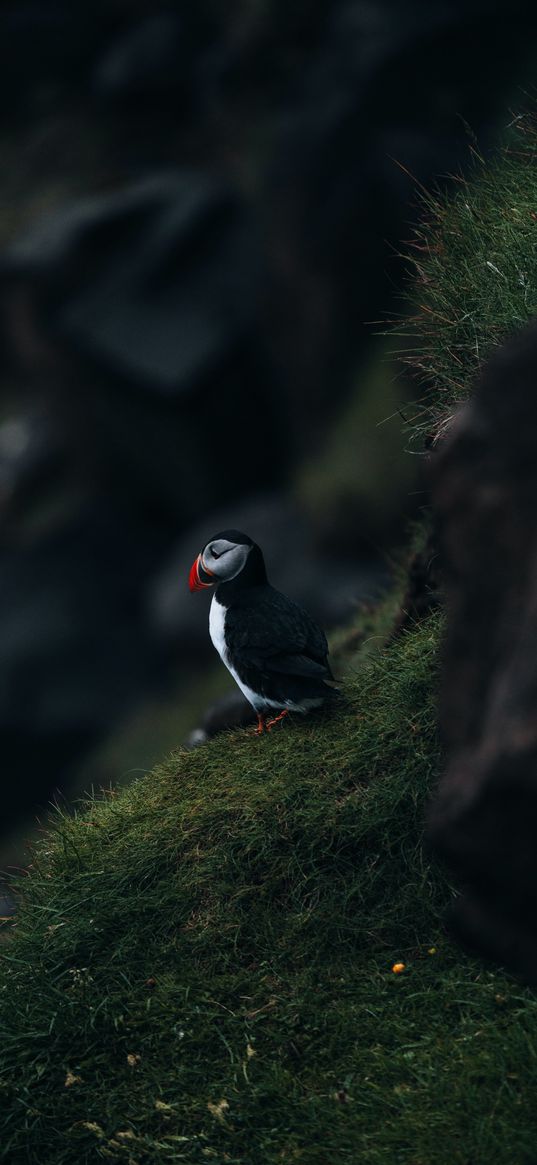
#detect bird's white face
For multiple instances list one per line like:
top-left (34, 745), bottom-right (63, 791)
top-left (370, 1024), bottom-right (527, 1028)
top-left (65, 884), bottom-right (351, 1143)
top-left (201, 538), bottom-right (251, 581)
top-left (189, 538), bottom-right (251, 591)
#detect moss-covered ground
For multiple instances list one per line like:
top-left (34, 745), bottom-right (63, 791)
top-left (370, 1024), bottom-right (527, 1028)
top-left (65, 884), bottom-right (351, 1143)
top-left (2, 608), bottom-right (537, 1164)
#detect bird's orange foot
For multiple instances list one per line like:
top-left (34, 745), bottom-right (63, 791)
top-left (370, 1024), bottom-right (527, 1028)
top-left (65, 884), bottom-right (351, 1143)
top-left (265, 710), bottom-right (289, 731)
top-left (255, 714), bottom-right (266, 735)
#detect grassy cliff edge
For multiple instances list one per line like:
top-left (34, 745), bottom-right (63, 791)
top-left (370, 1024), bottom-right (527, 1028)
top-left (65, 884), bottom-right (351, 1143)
top-left (2, 610), bottom-right (537, 1164)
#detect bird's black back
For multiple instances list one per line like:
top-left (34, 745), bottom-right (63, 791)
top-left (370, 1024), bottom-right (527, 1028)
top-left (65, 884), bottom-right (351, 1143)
top-left (221, 582), bottom-right (335, 704)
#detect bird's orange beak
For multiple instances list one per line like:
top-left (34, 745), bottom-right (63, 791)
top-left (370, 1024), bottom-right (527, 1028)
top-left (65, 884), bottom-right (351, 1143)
top-left (189, 553), bottom-right (215, 593)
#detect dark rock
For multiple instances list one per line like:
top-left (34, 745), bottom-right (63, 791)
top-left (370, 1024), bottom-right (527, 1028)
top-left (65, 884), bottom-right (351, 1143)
top-left (428, 322), bottom-right (537, 983)
top-left (94, 13), bottom-right (191, 103)
top-left (2, 172), bottom-right (285, 523)
top-left (3, 173), bottom-right (260, 396)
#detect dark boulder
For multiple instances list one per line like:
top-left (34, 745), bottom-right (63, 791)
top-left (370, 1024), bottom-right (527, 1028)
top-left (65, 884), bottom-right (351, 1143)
top-left (2, 172), bottom-right (260, 397)
top-left (429, 322), bottom-right (537, 982)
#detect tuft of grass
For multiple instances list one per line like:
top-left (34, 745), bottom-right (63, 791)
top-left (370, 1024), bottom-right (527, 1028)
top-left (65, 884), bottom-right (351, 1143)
top-left (393, 109), bottom-right (537, 442)
top-left (2, 609), bottom-right (537, 1164)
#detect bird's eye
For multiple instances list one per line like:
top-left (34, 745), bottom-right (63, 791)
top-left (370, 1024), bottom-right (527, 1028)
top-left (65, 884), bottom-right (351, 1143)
top-left (209, 546), bottom-right (221, 559)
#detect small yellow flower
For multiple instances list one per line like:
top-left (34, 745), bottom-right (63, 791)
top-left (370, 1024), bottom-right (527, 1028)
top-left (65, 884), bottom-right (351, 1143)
top-left (64, 1071), bottom-right (82, 1088)
top-left (428, 947), bottom-right (437, 956)
top-left (155, 1099), bottom-right (173, 1113)
top-left (78, 1122), bottom-right (104, 1137)
top-left (207, 1098), bottom-right (229, 1123)
top-left (392, 962), bottom-right (406, 974)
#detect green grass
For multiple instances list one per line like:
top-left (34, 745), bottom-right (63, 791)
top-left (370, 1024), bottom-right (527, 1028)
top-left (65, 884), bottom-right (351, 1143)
top-left (394, 109), bottom-right (537, 443)
top-left (2, 610), bottom-right (537, 1164)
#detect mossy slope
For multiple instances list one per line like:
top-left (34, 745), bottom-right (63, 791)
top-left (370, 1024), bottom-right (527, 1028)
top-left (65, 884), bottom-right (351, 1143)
top-left (397, 111), bottom-right (537, 440)
top-left (2, 612), bottom-right (537, 1165)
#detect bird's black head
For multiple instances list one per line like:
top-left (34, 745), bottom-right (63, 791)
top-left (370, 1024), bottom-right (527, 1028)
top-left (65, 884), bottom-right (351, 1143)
top-left (189, 530), bottom-right (266, 593)
top-left (208, 529), bottom-right (253, 547)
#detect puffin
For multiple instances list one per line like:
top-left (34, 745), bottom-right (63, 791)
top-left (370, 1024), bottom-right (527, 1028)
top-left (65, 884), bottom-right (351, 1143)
top-left (189, 529), bottom-right (337, 733)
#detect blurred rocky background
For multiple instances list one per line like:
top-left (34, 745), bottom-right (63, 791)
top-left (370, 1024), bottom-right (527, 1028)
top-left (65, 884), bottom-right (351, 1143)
top-left (2, 0), bottom-right (537, 902)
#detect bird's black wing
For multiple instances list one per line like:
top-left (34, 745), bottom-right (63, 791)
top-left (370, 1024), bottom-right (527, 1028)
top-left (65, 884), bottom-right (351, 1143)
top-left (225, 586), bottom-right (334, 680)
top-left (263, 652), bottom-right (329, 679)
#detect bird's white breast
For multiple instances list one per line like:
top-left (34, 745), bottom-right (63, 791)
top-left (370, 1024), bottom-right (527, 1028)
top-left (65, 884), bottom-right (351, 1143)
top-left (208, 594), bottom-right (280, 712)
top-left (209, 594), bottom-right (228, 662)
